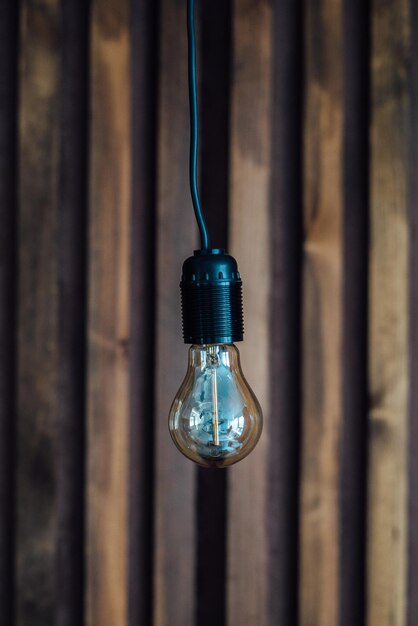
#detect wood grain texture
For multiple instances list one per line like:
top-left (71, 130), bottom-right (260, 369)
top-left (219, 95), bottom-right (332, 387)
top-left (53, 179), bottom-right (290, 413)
top-left (408, 2), bottom-right (418, 624)
top-left (368, 0), bottom-right (410, 624)
top-left (17, 1), bottom-right (60, 624)
top-left (268, 0), bottom-right (303, 624)
top-left (228, 1), bottom-right (272, 624)
top-left (0, 2), bottom-right (18, 624)
top-left (86, 1), bottom-right (131, 624)
top-left (153, 1), bottom-right (197, 624)
top-left (6, 3), bottom-right (418, 625)
top-left (299, 0), bottom-right (343, 624)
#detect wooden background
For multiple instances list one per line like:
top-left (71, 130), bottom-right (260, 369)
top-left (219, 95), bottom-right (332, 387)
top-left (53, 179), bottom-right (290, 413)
top-left (0, 0), bottom-right (417, 625)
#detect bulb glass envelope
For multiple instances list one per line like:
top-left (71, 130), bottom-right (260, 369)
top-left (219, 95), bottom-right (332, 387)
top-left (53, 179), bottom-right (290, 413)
top-left (169, 343), bottom-right (263, 468)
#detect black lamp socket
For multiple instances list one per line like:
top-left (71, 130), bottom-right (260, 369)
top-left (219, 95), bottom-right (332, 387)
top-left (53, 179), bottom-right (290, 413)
top-left (180, 248), bottom-right (244, 345)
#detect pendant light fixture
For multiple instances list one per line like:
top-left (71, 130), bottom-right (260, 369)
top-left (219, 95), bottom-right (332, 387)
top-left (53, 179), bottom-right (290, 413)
top-left (168, 0), bottom-right (263, 468)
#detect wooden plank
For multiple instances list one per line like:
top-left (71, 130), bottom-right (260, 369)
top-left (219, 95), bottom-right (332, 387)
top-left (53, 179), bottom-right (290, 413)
top-left (16, 1), bottom-right (60, 624)
top-left (56, 1), bottom-right (89, 625)
top-left (128, 2), bottom-right (158, 626)
top-left (408, 2), bottom-right (418, 623)
top-left (227, 1), bottom-right (272, 624)
top-left (86, 1), bottom-right (131, 624)
top-left (268, 0), bottom-right (302, 624)
top-left (153, 1), bottom-right (197, 624)
top-left (0, 2), bottom-right (18, 624)
top-left (340, 0), bottom-right (369, 624)
top-left (368, 0), bottom-right (410, 624)
top-left (299, 0), bottom-right (343, 624)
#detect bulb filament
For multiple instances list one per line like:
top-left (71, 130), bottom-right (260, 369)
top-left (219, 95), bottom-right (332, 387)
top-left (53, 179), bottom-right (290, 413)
top-left (211, 367), bottom-right (220, 446)
top-left (207, 346), bottom-right (220, 447)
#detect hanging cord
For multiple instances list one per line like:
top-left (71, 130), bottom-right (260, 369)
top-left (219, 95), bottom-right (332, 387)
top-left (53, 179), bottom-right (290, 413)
top-left (187, 0), bottom-right (210, 250)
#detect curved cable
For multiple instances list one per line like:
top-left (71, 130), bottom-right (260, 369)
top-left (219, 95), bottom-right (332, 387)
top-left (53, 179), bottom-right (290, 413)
top-left (187, 0), bottom-right (210, 250)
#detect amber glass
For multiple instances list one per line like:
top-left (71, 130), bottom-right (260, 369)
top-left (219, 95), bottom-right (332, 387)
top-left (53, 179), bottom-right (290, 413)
top-left (168, 344), bottom-right (263, 468)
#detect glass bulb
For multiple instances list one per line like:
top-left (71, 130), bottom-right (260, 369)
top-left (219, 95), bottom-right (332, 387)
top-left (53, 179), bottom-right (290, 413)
top-left (168, 344), bottom-right (263, 468)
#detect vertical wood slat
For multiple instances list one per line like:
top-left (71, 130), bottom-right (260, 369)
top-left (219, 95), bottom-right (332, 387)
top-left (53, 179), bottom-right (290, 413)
top-left (128, 1), bottom-right (158, 626)
top-left (0, 2), bottom-right (18, 624)
top-left (368, 0), bottom-right (410, 624)
top-left (408, 1), bottom-right (418, 623)
top-left (299, 0), bottom-right (343, 624)
top-left (17, 1), bottom-right (60, 624)
top-left (228, 1), bottom-right (272, 625)
top-left (196, 2), bottom-right (231, 624)
top-left (86, 1), bottom-right (131, 624)
top-left (153, 0), bottom-right (197, 624)
top-left (340, 0), bottom-right (370, 624)
top-left (57, 1), bottom-right (89, 624)
top-left (268, 0), bottom-right (303, 624)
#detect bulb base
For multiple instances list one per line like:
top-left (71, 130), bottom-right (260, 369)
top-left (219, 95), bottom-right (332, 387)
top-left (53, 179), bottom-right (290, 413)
top-left (180, 249), bottom-right (244, 344)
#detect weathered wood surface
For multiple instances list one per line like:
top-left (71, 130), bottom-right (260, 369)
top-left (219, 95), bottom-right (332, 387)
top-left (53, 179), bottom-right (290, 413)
top-left (153, 1), bottom-right (197, 625)
top-left (368, 1), bottom-right (410, 624)
top-left (16, 2), bottom-right (90, 624)
top-left (86, 1), bottom-right (131, 624)
top-left (408, 3), bottom-right (418, 625)
top-left (2, 1), bottom-right (418, 625)
top-left (17, 1), bottom-right (60, 625)
top-left (228, 1), bottom-right (272, 625)
top-left (299, 1), bottom-right (343, 625)
top-left (0, 2), bottom-right (18, 624)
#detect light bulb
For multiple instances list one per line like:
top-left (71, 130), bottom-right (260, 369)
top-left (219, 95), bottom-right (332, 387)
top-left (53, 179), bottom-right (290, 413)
top-left (169, 343), bottom-right (263, 468)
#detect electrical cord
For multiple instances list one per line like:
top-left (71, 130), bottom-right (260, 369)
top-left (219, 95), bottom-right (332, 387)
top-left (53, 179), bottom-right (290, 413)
top-left (187, 0), bottom-right (210, 250)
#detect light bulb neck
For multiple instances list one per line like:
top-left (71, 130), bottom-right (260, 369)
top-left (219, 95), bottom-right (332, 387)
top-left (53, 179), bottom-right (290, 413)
top-left (180, 250), bottom-right (244, 345)
top-left (188, 343), bottom-right (238, 368)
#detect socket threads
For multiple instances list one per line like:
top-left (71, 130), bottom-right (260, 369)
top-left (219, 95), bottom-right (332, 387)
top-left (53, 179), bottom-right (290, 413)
top-left (180, 249), bottom-right (244, 345)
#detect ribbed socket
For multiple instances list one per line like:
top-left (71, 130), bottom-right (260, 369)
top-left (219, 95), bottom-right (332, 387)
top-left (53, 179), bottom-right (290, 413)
top-left (181, 281), bottom-right (244, 344)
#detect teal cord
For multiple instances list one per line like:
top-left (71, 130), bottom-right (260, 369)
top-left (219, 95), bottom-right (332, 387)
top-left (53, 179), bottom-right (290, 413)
top-left (187, 0), bottom-right (210, 250)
